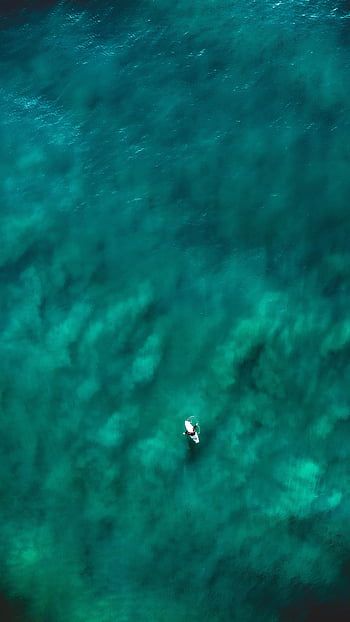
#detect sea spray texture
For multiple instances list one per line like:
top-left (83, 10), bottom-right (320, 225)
top-left (1, 1), bottom-right (350, 621)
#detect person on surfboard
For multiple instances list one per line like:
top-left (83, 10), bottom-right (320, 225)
top-left (183, 418), bottom-right (200, 443)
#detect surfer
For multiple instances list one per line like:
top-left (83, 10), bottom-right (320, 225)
top-left (183, 418), bottom-right (200, 444)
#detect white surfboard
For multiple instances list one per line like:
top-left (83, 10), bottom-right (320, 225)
top-left (184, 420), bottom-right (200, 444)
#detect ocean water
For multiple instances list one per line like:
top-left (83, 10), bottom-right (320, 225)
top-left (1, 1), bottom-right (350, 620)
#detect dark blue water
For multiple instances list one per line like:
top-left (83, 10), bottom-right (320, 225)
top-left (1, 1), bottom-right (350, 621)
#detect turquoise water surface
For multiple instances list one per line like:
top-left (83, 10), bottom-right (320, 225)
top-left (1, 1), bottom-right (350, 621)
